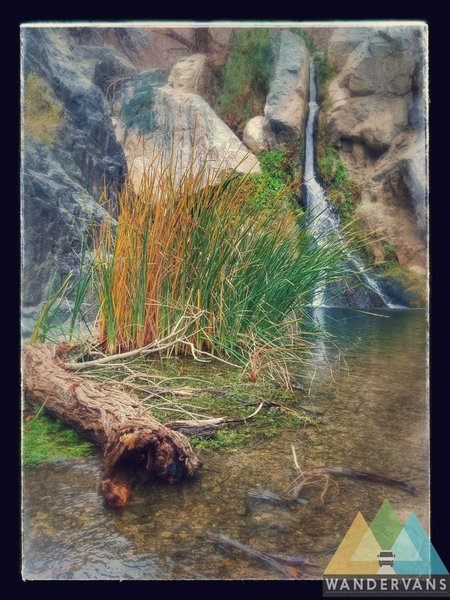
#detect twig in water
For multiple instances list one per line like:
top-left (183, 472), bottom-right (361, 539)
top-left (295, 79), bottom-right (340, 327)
top-left (205, 531), bottom-right (319, 579)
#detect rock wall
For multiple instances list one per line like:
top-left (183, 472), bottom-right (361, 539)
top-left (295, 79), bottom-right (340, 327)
top-left (21, 28), bottom-right (129, 332)
top-left (319, 26), bottom-right (427, 275)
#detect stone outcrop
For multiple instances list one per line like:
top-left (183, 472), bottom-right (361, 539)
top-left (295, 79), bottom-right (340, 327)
top-left (167, 53), bottom-right (211, 96)
top-left (327, 27), bottom-right (373, 70)
top-left (242, 31), bottom-right (310, 154)
top-left (243, 116), bottom-right (269, 155)
top-left (264, 31), bottom-right (310, 150)
top-left (21, 28), bottom-right (128, 331)
top-left (114, 58), bottom-right (260, 189)
top-left (355, 131), bottom-right (427, 269)
top-left (319, 26), bottom-right (427, 274)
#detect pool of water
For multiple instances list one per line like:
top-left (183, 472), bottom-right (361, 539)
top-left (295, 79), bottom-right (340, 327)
top-left (22, 308), bottom-right (428, 580)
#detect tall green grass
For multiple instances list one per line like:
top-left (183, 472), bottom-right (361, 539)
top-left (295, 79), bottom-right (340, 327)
top-left (89, 150), bottom-right (355, 360)
top-left (32, 148), bottom-right (359, 380)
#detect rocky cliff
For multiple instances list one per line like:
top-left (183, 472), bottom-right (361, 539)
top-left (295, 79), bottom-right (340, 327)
top-left (318, 26), bottom-right (427, 280)
top-left (21, 28), bottom-right (131, 334)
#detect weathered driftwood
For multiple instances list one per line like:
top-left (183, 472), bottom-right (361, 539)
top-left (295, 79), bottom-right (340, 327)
top-left (22, 343), bottom-right (200, 507)
top-left (165, 401), bottom-right (265, 437)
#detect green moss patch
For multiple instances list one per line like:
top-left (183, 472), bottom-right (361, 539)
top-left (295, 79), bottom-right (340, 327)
top-left (374, 263), bottom-right (427, 308)
top-left (23, 410), bottom-right (94, 466)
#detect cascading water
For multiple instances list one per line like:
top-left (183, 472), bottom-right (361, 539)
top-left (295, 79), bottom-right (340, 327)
top-left (303, 60), bottom-right (399, 309)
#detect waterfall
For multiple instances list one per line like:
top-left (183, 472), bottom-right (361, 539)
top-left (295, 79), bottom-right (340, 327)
top-left (303, 60), bottom-right (400, 309)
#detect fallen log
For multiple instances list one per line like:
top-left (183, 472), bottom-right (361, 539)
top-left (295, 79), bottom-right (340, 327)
top-left (22, 343), bottom-right (200, 507)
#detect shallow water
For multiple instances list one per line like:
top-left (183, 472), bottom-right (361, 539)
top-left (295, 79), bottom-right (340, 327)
top-left (22, 308), bottom-right (428, 580)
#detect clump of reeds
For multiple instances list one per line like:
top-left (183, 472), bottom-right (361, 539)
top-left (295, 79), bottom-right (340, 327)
top-left (89, 147), bottom-right (354, 364)
top-left (32, 145), bottom-right (358, 384)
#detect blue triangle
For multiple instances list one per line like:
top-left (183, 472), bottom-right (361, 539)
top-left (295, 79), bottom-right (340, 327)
top-left (394, 514), bottom-right (448, 575)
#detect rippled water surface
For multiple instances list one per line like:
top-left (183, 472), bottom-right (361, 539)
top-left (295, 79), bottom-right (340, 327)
top-left (22, 308), bottom-right (428, 580)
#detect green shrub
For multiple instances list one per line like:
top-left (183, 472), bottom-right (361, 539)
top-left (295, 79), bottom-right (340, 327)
top-left (317, 146), bottom-right (361, 223)
top-left (23, 73), bottom-right (66, 147)
top-left (314, 50), bottom-right (337, 98)
top-left (244, 150), bottom-right (301, 214)
top-left (213, 29), bottom-right (272, 135)
top-left (34, 149), bottom-right (358, 387)
top-left (383, 243), bottom-right (398, 262)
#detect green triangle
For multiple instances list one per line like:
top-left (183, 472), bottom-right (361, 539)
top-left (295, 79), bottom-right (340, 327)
top-left (370, 500), bottom-right (403, 549)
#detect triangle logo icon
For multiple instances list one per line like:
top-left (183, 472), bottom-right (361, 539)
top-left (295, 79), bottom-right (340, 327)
top-left (324, 512), bottom-right (379, 574)
top-left (394, 513), bottom-right (449, 575)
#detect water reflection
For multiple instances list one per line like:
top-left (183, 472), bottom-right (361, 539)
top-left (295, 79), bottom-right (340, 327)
top-left (22, 309), bottom-right (428, 580)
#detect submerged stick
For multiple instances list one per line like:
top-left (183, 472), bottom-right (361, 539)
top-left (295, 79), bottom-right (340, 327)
top-left (250, 463), bottom-right (418, 507)
top-left (307, 466), bottom-right (419, 495)
top-left (205, 531), bottom-right (318, 579)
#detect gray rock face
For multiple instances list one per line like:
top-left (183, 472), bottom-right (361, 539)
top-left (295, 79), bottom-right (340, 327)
top-left (22, 139), bottom-right (112, 308)
top-left (114, 63), bottom-right (260, 189)
top-left (320, 26), bottom-right (427, 274)
top-left (323, 31), bottom-right (417, 153)
top-left (21, 28), bottom-right (127, 317)
top-left (264, 31), bottom-right (309, 150)
top-left (327, 27), bottom-right (373, 70)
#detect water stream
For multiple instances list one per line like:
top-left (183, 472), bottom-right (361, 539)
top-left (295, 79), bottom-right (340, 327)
top-left (22, 308), bottom-right (428, 580)
top-left (303, 61), bottom-right (398, 308)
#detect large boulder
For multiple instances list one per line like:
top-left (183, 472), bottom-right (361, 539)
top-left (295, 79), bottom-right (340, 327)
top-left (114, 65), bottom-right (260, 189)
top-left (263, 31), bottom-right (309, 150)
top-left (323, 31), bottom-right (417, 154)
top-left (22, 28), bottom-right (128, 329)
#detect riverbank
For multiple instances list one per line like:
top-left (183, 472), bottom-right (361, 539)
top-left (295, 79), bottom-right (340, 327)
top-left (23, 308), bottom-right (428, 580)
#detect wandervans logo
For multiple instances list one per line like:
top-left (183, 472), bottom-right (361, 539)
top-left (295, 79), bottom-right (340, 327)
top-left (323, 500), bottom-right (449, 596)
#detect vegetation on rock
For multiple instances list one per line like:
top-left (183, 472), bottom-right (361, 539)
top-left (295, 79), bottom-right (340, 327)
top-left (314, 50), bottom-right (337, 99)
top-left (23, 73), bottom-right (66, 147)
top-left (245, 150), bottom-right (299, 213)
top-left (317, 146), bottom-right (361, 223)
top-left (375, 263), bottom-right (427, 308)
top-left (212, 29), bottom-right (272, 135)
